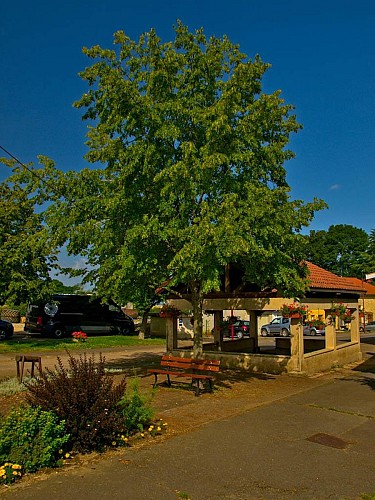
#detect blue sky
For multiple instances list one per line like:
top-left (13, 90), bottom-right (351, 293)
top-left (1, 0), bottom-right (374, 238)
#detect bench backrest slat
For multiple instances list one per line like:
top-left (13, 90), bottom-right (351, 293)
top-left (160, 355), bottom-right (220, 372)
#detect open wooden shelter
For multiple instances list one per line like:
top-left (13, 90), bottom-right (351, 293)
top-left (163, 262), bottom-right (364, 375)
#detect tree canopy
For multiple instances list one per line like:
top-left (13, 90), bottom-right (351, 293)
top-left (40, 22), bottom-right (326, 353)
top-left (3, 23), bottom-right (326, 352)
top-left (0, 158), bottom-right (58, 304)
top-left (306, 224), bottom-right (370, 278)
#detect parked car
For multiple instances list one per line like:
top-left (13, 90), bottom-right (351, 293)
top-left (260, 317), bottom-right (325, 337)
top-left (304, 322), bottom-right (326, 336)
top-left (212, 320), bottom-right (250, 339)
top-left (222, 320), bottom-right (250, 339)
top-left (24, 294), bottom-right (135, 338)
top-left (360, 321), bottom-right (375, 333)
top-left (0, 319), bottom-right (14, 340)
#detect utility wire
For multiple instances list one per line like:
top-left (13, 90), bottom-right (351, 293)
top-left (0, 144), bottom-right (46, 183)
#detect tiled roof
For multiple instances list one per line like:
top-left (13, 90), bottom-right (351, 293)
top-left (341, 277), bottom-right (375, 295)
top-left (306, 262), bottom-right (366, 293)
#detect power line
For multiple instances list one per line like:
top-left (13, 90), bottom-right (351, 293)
top-left (0, 144), bottom-right (46, 183)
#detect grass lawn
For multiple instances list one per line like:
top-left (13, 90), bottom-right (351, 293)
top-left (0, 335), bottom-right (166, 353)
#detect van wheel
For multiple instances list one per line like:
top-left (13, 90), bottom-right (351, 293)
top-left (280, 328), bottom-right (289, 337)
top-left (119, 327), bottom-right (131, 336)
top-left (52, 327), bottom-right (65, 339)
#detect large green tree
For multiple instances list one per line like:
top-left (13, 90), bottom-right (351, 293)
top-left (44, 22), bottom-right (325, 354)
top-left (306, 224), bottom-right (369, 278)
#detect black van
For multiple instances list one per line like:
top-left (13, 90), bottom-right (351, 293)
top-left (24, 294), bottom-right (135, 338)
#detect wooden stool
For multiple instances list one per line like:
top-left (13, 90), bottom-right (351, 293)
top-left (15, 355), bottom-right (42, 383)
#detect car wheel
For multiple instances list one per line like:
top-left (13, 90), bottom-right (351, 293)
top-left (0, 329), bottom-right (6, 340)
top-left (236, 331), bottom-right (244, 340)
top-left (52, 327), bottom-right (66, 339)
top-left (310, 328), bottom-right (317, 336)
top-left (120, 326), bottom-right (132, 335)
top-left (260, 329), bottom-right (268, 337)
top-left (280, 328), bottom-right (289, 337)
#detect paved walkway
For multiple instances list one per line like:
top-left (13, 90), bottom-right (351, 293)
top-left (1, 334), bottom-right (375, 499)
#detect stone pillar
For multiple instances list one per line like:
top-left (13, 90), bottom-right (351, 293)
top-left (213, 311), bottom-right (224, 351)
top-left (248, 310), bottom-right (258, 353)
top-left (288, 317), bottom-right (304, 372)
top-left (351, 308), bottom-right (360, 343)
top-left (166, 316), bottom-right (177, 352)
top-left (325, 316), bottom-right (336, 350)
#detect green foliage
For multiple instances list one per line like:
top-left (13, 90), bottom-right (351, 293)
top-left (118, 378), bottom-right (155, 435)
top-left (0, 303), bottom-right (27, 317)
top-left (306, 224), bottom-right (369, 277)
top-left (49, 279), bottom-right (85, 295)
top-left (26, 352), bottom-right (127, 453)
top-left (0, 377), bottom-right (31, 397)
top-left (0, 405), bottom-right (69, 472)
top-left (6, 23), bottom-right (326, 354)
top-left (0, 160), bottom-right (59, 305)
top-left (364, 229), bottom-right (375, 275)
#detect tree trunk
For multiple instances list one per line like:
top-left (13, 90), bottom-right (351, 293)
top-left (138, 307), bottom-right (151, 340)
top-left (190, 280), bottom-right (204, 358)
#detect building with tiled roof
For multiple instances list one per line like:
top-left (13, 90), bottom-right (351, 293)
top-left (305, 262), bottom-right (366, 295)
top-left (340, 276), bottom-right (375, 323)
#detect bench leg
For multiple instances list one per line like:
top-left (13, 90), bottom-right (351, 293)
top-left (193, 379), bottom-right (201, 397)
top-left (20, 358), bottom-right (25, 383)
top-left (152, 373), bottom-right (158, 388)
top-left (166, 373), bottom-right (171, 387)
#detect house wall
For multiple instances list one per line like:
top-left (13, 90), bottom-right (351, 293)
top-left (363, 296), bottom-right (375, 321)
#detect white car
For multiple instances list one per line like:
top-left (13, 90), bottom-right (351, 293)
top-left (360, 321), bottom-right (375, 333)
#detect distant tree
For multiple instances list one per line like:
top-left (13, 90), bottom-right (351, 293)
top-left (306, 224), bottom-right (369, 277)
top-left (362, 228), bottom-right (375, 277)
top-left (39, 22), bottom-right (326, 355)
top-left (49, 279), bottom-right (86, 295)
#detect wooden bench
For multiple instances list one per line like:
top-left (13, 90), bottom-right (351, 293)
top-left (15, 355), bottom-right (42, 383)
top-left (147, 355), bottom-right (220, 396)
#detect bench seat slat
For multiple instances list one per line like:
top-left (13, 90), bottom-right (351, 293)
top-left (147, 369), bottom-right (213, 380)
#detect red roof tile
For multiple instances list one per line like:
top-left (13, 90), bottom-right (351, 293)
top-left (342, 277), bottom-right (375, 295)
top-left (306, 262), bottom-right (366, 293)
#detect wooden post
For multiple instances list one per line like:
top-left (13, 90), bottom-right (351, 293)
top-left (248, 310), bottom-right (258, 353)
top-left (213, 311), bottom-right (224, 351)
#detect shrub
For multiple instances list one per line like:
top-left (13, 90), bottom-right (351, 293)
top-left (26, 352), bottom-right (126, 453)
top-left (118, 378), bottom-right (155, 435)
top-left (0, 377), bottom-right (29, 397)
top-left (0, 405), bottom-right (69, 472)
